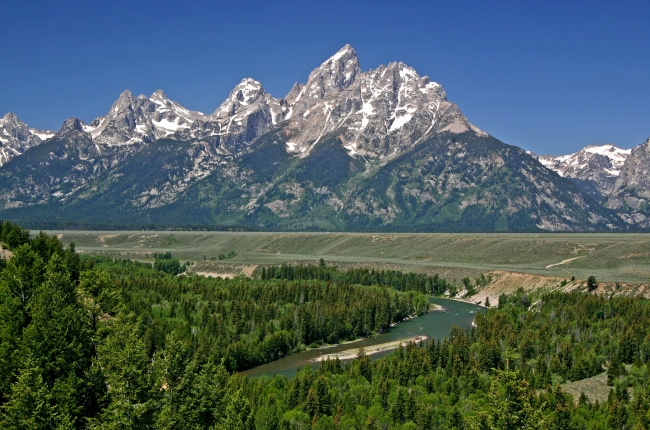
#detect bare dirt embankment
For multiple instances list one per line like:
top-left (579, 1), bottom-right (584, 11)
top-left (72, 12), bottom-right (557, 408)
top-left (460, 270), bottom-right (650, 307)
top-left (461, 271), bottom-right (575, 306)
top-left (189, 263), bottom-right (258, 279)
top-left (0, 247), bottom-right (13, 261)
top-left (194, 271), bottom-right (239, 279)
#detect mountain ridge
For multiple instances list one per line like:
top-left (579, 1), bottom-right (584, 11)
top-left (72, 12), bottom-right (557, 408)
top-left (0, 45), bottom-right (643, 232)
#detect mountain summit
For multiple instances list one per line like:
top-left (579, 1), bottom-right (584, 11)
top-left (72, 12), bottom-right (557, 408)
top-left (81, 89), bottom-right (207, 146)
top-left (537, 144), bottom-right (631, 201)
top-left (0, 45), bottom-right (640, 231)
top-left (0, 113), bottom-right (54, 165)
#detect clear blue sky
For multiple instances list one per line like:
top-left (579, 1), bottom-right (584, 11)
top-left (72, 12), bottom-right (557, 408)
top-left (1, 0), bottom-right (648, 155)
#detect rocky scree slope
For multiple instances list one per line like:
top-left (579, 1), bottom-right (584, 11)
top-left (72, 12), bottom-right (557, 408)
top-left (0, 45), bottom-right (628, 231)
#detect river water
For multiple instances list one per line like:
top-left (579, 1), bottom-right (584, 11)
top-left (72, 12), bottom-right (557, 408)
top-left (241, 298), bottom-right (484, 378)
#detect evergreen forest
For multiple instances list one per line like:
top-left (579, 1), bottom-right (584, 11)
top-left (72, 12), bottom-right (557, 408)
top-left (1, 221), bottom-right (650, 429)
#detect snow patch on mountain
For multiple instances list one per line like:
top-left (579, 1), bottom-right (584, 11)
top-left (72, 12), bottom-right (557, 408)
top-left (538, 144), bottom-right (631, 178)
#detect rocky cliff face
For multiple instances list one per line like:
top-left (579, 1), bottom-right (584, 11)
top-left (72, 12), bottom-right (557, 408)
top-left (198, 78), bottom-right (286, 154)
top-left (537, 144), bottom-right (631, 201)
top-left (606, 137), bottom-right (650, 227)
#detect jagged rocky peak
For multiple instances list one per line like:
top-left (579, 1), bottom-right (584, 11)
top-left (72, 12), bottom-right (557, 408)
top-left (1, 112), bottom-right (28, 134)
top-left (55, 117), bottom-right (96, 154)
top-left (281, 44), bottom-right (485, 159)
top-left (58, 118), bottom-right (87, 135)
top-left (0, 112), bottom-right (55, 165)
top-left (150, 89), bottom-right (168, 102)
top-left (195, 78), bottom-right (285, 153)
top-left (1, 112), bottom-right (55, 142)
top-left (210, 78), bottom-right (268, 119)
top-left (85, 90), bottom-right (140, 145)
top-left (284, 82), bottom-right (304, 106)
top-left (86, 89), bottom-right (207, 146)
top-left (304, 44), bottom-right (361, 97)
top-left (357, 61), bottom-right (447, 134)
top-left (283, 45), bottom-right (361, 120)
top-left (148, 89), bottom-right (206, 122)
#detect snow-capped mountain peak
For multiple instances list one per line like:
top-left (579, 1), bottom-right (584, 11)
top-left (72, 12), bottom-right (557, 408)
top-left (538, 143), bottom-right (631, 178)
top-left (582, 144), bottom-right (631, 172)
top-left (0, 112), bottom-right (55, 165)
top-left (84, 89), bottom-right (208, 145)
top-left (537, 143), bottom-right (632, 200)
top-left (210, 78), bottom-right (268, 119)
top-left (189, 78), bottom-right (286, 154)
top-left (280, 44), bottom-right (484, 159)
top-left (310, 44), bottom-right (361, 91)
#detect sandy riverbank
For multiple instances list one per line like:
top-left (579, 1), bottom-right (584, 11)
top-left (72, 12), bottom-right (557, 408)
top-left (312, 335), bottom-right (428, 362)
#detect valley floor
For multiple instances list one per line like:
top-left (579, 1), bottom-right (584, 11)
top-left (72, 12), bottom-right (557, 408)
top-left (46, 230), bottom-right (650, 286)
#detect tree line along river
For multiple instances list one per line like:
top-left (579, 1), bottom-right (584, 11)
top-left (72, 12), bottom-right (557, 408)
top-left (242, 298), bottom-right (484, 378)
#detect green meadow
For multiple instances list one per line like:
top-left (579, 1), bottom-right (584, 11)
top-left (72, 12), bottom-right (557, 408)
top-left (45, 231), bottom-right (650, 284)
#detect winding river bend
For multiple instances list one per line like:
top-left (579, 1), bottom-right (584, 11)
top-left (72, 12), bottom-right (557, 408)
top-left (242, 298), bottom-right (484, 378)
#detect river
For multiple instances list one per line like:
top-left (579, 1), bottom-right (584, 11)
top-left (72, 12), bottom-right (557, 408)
top-left (241, 298), bottom-right (484, 378)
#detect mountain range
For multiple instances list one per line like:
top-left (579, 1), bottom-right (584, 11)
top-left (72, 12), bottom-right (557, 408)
top-left (0, 45), bottom-right (647, 231)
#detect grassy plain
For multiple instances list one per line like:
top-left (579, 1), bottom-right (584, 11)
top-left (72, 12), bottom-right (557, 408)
top-left (44, 230), bottom-right (650, 285)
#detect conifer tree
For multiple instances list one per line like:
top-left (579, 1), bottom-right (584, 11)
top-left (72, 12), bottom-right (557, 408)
top-left (0, 246), bottom-right (46, 398)
top-left (95, 313), bottom-right (154, 428)
top-left (485, 369), bottom-right (544, 429)
top-left (391, 387), bottom-right (406, 424)
top-left (254, 394), bottom-right (281, 430)
top-left (607, 399), bottom-right (629, 430)
top-left (219, 389), bottom-right (253, 430)
top-left (20, 253), bottom-right (95, 425)
top-left (1, 356), bottom-right (56, 429)
top-left (155, 333), bottom-right (191, 428)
